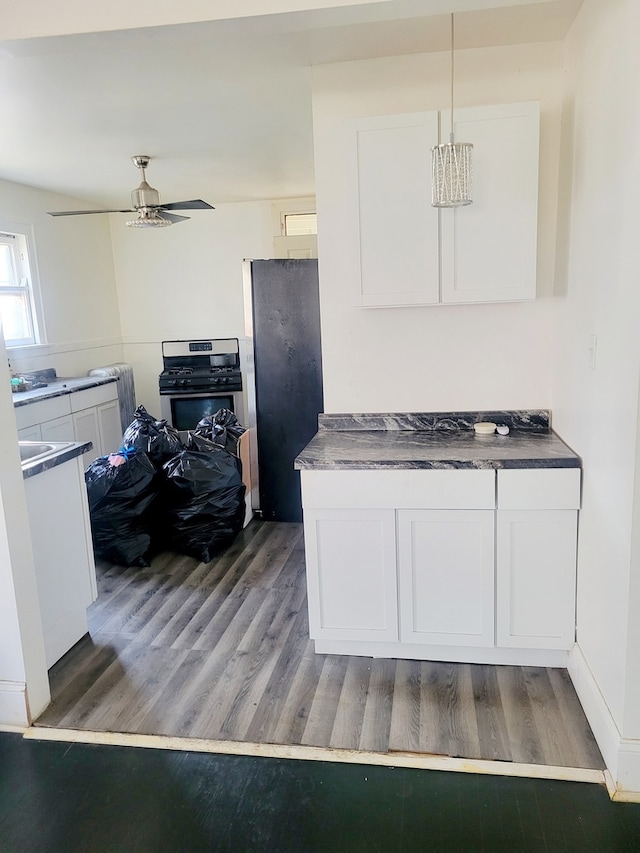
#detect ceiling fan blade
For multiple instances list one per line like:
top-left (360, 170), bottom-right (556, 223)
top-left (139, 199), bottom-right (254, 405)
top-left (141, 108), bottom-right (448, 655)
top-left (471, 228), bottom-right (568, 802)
top-left (47, 208), bottom-right (134, 216)
top-left (157, 211), bottom-right (190, 224)
top-left (160, 200), bottom-right (215, 211)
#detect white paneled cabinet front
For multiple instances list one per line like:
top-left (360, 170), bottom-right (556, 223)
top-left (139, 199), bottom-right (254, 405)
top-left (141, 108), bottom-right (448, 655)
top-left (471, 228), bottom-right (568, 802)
top-left (440, 102), bottom-right (540, 304)
top-left (301, 465), bottom-right (579, 665)
top-left (496, 468), bottom-right (580, 650)
top-left (345, 102), bottom-right (539, 307)
top-left (347, 112), bottom-right (440, 307)
top-left (397, 509), bottom-right (495, 647)
top-left (304, 508), bottom-right (398, 642)
top-left (73, 400), bottom-right (121, 464)
top-left (96, 399), bottom-right (122, 456)
top-left (72, 407), bottom-right (101, 465)
top-left (40, 414), bottom-right (75, 442)
top-left (496, 510), bottom-right (577, 649)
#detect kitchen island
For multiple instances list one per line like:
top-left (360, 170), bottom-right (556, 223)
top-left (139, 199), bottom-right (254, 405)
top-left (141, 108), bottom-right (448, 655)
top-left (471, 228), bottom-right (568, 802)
top-left (295, 411), bottom-right (581, 667)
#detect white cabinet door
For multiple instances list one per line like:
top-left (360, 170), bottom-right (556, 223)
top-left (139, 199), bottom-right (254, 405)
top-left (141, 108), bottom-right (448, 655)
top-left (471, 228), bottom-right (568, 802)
top-left (40, 414), bottom-right (75, 442)
top-left (18, 424), bottom-right (42, 441)
top-left (303, 508), bottom-right (398, 642)
top-left (346, 112), bottom-right (440, 307)
top-left (72, 407), bottom-right (101, 466)
top-left (496, 510), bottom-right (577, 649)
top-left (397, 509), bottom-right (495, 646)
top-left (97, 399), bottom-right (122, 456)
top-left (441, 101), bottom-right (540, 304)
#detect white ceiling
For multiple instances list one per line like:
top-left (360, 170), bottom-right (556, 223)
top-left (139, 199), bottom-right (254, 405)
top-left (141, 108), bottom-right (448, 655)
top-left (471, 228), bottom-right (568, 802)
top-left (0, 0), bottom-right (582, 209)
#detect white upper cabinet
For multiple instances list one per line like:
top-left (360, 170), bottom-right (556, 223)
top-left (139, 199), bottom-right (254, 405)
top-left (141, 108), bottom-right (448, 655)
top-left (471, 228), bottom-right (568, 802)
top-left (344, 102), bottom-right (540, 307)
top-left (440, 102), bottom-right (540, 304)
top-left (346, 112), bottom-right (440, 307)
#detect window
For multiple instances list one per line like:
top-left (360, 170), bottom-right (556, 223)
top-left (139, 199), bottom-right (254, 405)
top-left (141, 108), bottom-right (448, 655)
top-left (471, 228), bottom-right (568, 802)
top-left (0, 228), bottom-right (40, 347)
top-left (283, 212), bottom-right (317, 236)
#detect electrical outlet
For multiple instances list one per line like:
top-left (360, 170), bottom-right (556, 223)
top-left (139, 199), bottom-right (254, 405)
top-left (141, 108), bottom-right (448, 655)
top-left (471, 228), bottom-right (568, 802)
top-left (587, 334), bottom-right (597, 369)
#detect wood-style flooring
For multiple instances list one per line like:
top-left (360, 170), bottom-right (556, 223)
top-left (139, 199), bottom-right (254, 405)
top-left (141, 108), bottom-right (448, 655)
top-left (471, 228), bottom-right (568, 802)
top-left (36, 520), bottom-right (605, 771)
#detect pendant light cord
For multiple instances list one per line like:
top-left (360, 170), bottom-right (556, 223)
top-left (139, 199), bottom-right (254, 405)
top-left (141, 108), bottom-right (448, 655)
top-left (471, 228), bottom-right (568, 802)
top-left (450, 13), bottom-right (455, 142)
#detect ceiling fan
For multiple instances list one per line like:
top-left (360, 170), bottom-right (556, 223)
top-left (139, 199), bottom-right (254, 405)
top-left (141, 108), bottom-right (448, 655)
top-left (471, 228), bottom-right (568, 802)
top-left (47, 155), bottom-right (215, 228)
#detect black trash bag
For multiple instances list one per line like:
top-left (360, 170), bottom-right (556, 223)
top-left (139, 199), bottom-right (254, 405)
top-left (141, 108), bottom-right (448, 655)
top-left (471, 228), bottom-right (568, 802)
top-left (161, 444), bottom-right (245, 562)
top-left (122, 404), bottom-right (184, 468)
top-left (85, 448), bottom-right (158, 567)
top-left (192, 408), bottom-right (245, 454)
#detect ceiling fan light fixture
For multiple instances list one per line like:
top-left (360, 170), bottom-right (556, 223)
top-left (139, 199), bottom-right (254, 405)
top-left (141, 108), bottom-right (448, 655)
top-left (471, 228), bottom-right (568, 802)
top-left (126, 209), bottom-right (172, 229)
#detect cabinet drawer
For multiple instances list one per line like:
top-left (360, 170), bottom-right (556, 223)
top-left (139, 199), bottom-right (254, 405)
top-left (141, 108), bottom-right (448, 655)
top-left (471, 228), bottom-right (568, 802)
top-left (301, 469), bottom-right (495, 509)
top-left (69, 381), bottom-right (118, 412)
top-left (497, 468), bottom-right (581, 510)
top-left (14, 395), bottom-right (72, 430)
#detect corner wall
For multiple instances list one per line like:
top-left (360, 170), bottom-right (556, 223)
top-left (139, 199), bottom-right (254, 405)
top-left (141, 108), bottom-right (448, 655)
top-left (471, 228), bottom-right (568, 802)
top-left (552, 0), bottom-right (640, 795)
top-left (1, 179), bottom-right (123, 378)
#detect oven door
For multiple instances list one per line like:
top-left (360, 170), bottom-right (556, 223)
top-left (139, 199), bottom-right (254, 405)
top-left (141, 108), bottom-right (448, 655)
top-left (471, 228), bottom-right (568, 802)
top-left (160, 390), bottom-right (242, 432)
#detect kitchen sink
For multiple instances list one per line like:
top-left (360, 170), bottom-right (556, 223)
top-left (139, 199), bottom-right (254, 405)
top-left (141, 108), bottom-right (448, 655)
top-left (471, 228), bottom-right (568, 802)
top-left (19, 440), bottom-right (75, 466)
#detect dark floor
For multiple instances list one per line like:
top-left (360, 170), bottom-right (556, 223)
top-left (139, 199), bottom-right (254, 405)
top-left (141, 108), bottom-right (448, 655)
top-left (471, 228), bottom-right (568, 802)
top-left (1, 732), bottom-right (638, 853)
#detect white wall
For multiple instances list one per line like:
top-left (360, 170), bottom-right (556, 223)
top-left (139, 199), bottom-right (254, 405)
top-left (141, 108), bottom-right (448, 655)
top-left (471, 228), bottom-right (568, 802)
top-left (0, 328), bottom-right (50, 726)
top-left (552, 0), bottom-right (640, 791)
top-left (111, 201), bottom-right (274, 414)
top-left (312, 42), bottom-right (564, 413)
top-left (0, 179), bottom-right (122, 726)
top-left (0, 179), bottom-right (123, 378)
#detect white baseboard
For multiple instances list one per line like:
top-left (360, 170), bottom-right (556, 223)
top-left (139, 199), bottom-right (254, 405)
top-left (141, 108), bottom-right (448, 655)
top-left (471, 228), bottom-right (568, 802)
top-left (568, 644), bottom-right (640, 798)
top-left (616, 739), bottom-right (640, 801)
top-left (0, 680), bottom-right (29, 727)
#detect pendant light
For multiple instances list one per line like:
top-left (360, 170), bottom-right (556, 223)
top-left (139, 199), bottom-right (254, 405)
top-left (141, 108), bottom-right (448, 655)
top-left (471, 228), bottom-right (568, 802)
top-left (431, 13), bottom-right (473, 207)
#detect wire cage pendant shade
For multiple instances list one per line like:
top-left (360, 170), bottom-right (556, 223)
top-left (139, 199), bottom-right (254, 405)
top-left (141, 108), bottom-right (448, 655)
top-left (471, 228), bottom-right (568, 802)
top-left (432, 139), bottom-right (473, 207)
top-left (432, 14), bottom-right (473, 208)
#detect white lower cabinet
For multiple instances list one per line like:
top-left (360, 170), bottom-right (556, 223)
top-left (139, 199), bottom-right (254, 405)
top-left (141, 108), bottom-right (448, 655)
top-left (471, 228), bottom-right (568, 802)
top-left (18, 424), bottom-right (44, 441)
top-left (496, 510), bottom-right (577, 649)
top-left (73, 407), bottom-right (101, 465)
top-left (71, 383), bottom-right (122, 463)
top-left (495, 468), bottom-right (580, 650)
top-left (304, 508), bottom-right (398, 642)
top-left (40, 414), bottom-right (74, 442)
top-left (15, 381), bottom-right (121, 465)
top-left (96, 399), bottom-right (122, 456)
top-left (24, 455), bottom-right (97, 668)
top-left (301, 467), bottom-right (580, 665)
top-left (397, 509), bottom-right (495, 647)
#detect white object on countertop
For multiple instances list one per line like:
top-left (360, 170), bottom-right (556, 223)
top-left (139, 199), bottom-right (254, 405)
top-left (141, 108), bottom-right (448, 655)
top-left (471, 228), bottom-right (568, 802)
top-left (497, 425), bottom-right (510, 435)
top-left (474, 422), bottom-right (497, 435)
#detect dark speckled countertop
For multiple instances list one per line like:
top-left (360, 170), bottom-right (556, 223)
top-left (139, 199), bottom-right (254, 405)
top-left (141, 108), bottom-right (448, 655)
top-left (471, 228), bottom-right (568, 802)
top-left (21, 440), bottom-right (92, 479)
top-left (12, 375), bottom-right (116, 407)
top-left (294, 411), bottom-right (580, 470)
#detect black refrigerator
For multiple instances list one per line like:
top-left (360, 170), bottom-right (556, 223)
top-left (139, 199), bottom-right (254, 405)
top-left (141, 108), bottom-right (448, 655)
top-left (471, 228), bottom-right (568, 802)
top-left (243, 259), bottom-right (324, 523)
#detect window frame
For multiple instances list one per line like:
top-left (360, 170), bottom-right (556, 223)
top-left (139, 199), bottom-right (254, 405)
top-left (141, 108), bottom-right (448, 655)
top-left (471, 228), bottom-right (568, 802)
top-left (0, 221), bottom-right (44, 349)
top-left (282, 212), bottom-right (317, 237)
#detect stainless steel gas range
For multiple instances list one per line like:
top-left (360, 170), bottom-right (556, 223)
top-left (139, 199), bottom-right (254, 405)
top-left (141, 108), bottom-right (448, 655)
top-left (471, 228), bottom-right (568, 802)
top-left (158, 338), bottom-right (244, 431)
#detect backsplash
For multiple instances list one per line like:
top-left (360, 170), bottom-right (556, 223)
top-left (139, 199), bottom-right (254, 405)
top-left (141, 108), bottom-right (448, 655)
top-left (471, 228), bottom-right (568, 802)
top-left (318, 411), bottom-right (551, 432)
